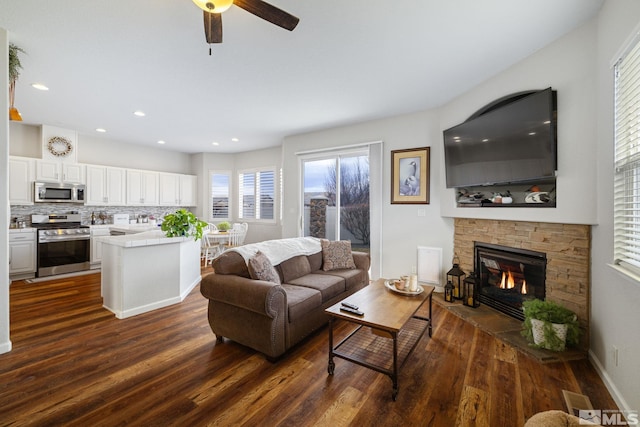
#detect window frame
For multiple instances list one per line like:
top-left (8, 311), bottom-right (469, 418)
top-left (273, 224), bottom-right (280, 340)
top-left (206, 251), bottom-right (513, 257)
top-left (209, 170), bottom-right (232, 222)
top-left (238, 167), bottom-right (277, 223)
top-left (613, 30), bottom-right (640, 280)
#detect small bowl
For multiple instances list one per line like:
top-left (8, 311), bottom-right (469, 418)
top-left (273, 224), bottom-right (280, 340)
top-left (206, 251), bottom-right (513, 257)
top-left (394, 280), bottom-right (406, 291)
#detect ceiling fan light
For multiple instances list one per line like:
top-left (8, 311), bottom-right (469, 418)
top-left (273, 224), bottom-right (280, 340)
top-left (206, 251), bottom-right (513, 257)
top-left (192, 0), bottom-right (233, 13)
top-left (9, 107), bottom-right (23, 121)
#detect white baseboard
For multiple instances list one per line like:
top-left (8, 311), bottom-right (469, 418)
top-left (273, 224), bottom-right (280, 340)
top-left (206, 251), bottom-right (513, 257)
top-left (0, 340), bottom-right (12, 354)
top-left (589, 349), bottom-right (632, 412)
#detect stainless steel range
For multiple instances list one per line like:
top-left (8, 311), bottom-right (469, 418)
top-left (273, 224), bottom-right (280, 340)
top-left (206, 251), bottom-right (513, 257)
top-left (32, 214), bottom-right (91, 278)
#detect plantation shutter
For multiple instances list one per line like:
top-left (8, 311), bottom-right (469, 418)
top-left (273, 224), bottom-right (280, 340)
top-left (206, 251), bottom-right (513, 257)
top-left (258, 170), bottom-right (275, 220)
top-left (614, 35), bottom-right (640, 274)
top-left (238, 169), bottom-right (276, 220)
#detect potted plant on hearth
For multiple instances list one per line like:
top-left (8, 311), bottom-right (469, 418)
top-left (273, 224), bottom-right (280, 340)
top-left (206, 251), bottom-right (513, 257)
top-left (161, 209), bottom-right (207, 241)
top-left (522, 299), bottom-right (580, 352)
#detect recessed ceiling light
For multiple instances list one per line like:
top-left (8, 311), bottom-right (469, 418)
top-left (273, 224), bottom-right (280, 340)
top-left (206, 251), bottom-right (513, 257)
top-left (134, 111), bottom-right (146, 117)
top-left (96, 128), bottom-right (107, 133)
top-left (482, 138), bottom-right (489, 142)
top-left (31, 83), bottom-right (49, 91)
top-left (231, 137), bottom-right (239, 142)
top-left (529, 132), bottom-right (537, 136)
top-left (212, 142), bottom-right (219, 146)
top-left (157, 140), bottom-right (166, 144)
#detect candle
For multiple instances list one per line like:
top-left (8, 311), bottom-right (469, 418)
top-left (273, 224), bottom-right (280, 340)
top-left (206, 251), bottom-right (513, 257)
top-left (468, 297), bottom-right (473, 306)
top-left (453, 288), bottom-right (458, 298)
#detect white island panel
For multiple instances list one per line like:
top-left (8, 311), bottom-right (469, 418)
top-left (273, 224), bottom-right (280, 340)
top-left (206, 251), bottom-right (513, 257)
top-left (101, 231), bottom-right (201, 319)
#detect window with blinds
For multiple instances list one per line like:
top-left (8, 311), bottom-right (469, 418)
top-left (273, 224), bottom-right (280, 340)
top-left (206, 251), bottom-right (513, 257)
top-left (238, 168), bottom-right (275, 221)
top-left (614, 35), bottom-right (640, 275)
top-left (210, 171), bottom-right (230, 220)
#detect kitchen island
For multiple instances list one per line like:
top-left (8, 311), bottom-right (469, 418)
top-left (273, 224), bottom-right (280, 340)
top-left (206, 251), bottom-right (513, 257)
top-left (99, 230), bottom-right (201, 319)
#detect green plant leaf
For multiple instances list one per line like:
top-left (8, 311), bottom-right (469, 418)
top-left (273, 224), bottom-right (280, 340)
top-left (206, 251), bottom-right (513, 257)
top-left (160, 209), bottom-right (207, 241)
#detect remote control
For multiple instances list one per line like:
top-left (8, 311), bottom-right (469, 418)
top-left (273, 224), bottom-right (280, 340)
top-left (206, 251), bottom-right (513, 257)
top-left (340, 306), bottom-right (364, 316)
top-left (341, 302), bottom-right (359, 310)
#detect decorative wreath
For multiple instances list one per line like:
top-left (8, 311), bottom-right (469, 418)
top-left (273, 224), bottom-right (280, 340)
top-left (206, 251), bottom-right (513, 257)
top-left (47, 136), bottom-right (73, 157)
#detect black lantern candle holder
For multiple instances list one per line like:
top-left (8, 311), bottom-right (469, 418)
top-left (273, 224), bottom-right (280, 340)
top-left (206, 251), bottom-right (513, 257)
top-left (446, 258), bottom-right (465, 301)
top-left (444, 280), bottom-right (454, 303)
top-left (463, 271), bottom-right (480, 308)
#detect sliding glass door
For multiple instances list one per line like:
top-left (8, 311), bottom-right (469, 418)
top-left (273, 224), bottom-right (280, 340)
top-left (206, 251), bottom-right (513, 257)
top-left (301, 150), bottom-right (370, 252)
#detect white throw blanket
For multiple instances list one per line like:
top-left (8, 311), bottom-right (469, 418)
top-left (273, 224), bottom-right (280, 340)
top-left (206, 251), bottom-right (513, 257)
top-left (229, 237), bottom-right (322, 266)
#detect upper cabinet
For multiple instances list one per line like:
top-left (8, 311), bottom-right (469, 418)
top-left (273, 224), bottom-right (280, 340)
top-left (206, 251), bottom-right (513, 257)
top-left (159, 173), bottom-right (197, 206)
top-left (86, 165), bottom-right (126, 206)
top-left (35, 160), bottom-right (85, 184)
top-left (37, 125), bottom-right (84, 184)
top-left (9, 156), bottom-right (35, 205)
top-left (127, 169), bottom-right (159, 206)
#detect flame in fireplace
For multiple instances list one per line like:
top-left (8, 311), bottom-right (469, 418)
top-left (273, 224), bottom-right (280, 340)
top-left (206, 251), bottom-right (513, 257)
top-left (500, 270), bottom-right (516, 289)
top-left (521, 280), bottom-right (527, 294)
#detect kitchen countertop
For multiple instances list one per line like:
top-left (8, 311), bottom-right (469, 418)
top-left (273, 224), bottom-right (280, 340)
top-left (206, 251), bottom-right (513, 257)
top-left (9, 227), bottom-right (36, 233)
top-left (108, 224), bottom-right (159, 233)
top-left (98, 230), bottom-right (190, 248)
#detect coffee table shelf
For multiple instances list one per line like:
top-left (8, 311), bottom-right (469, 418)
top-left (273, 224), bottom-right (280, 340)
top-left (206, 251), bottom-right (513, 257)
top-left (331, 316), bottom-right (430, 372)
top-left (326, 280), bottom-right (434, 401)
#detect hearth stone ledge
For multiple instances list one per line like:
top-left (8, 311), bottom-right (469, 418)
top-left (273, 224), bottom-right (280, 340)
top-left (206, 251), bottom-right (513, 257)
top-left (453, 218), bottom-right (590, 352)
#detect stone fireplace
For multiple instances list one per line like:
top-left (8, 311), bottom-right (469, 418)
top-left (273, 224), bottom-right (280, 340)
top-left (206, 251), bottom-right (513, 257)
top-left (475, 242), bottom-right (546, 320)
top-left (454, 218), bottom-right (590, 349)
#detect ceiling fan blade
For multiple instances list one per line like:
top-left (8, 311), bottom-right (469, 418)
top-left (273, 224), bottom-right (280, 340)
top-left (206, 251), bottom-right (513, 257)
top-left (203, 11), bottom-right (223, 43)
top-left (234, 0), bottom-right (299, 31)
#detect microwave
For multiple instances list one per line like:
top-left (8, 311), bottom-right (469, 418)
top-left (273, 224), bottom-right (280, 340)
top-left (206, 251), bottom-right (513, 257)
top-left (34, 182), bottom-right (86, 204)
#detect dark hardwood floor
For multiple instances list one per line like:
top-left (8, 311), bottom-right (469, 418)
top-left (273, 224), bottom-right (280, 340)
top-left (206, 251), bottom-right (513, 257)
top-left (0, 270), bottom-right (617, 426)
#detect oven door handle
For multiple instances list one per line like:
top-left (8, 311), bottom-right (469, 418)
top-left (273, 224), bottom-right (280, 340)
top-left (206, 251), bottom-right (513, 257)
top-left (39, 235), bottom-right (90, 243)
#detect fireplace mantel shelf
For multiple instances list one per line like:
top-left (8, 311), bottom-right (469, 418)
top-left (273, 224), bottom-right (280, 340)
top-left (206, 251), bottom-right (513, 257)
top-left (457, 202), bottom-right (556, 208)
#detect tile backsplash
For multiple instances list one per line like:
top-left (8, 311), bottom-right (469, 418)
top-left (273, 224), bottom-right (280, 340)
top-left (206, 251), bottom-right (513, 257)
top-left (10, 204), bottom-right (193, 226)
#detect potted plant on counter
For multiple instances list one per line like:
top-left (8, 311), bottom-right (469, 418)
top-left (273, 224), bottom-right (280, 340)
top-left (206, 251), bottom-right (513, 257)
top-left (522, 299), bottom-right (580, 352)
top-left (161, 209), bottom-right (207, 241)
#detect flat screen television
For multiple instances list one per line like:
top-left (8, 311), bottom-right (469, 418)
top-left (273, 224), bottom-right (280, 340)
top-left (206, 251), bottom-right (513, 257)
top-left (443, 88), bottom-right (557, 188)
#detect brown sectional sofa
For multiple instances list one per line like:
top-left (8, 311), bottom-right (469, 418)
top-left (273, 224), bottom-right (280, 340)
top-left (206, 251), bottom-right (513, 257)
top-left (200, 242), bottom-right (370, 360)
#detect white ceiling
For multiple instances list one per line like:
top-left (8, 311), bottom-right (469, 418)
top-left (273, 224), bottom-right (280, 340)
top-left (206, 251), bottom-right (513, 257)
top-left (2, 0), bottom-right (603, 154)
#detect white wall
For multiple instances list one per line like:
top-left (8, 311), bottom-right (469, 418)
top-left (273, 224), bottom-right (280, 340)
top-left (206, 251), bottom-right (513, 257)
top-left (282, 111), bottom-right (454, 282)
top-left (193, 147), bottom-right (282, 244)
top-left (439, 21), bottom-right (599, 226)
top-left (1, 29), bottom-right (12, 354)
top-left (9, 123), bottom-right (193, 174)
top-left (591, 0), bottom-right (640, 413)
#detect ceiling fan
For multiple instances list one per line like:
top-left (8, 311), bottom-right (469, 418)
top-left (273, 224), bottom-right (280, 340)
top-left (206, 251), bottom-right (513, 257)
top-left (192, 0), bottom-right (299, 45)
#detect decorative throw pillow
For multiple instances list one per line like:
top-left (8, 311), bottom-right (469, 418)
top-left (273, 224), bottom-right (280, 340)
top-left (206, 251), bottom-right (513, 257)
top-left (248, 251), bottom-right (281, 284)
top-left (321, 239), bottom-right (356, 271)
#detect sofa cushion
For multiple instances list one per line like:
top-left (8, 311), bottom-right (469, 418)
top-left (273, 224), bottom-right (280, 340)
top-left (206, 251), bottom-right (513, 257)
top-left (288, 273), bottom-right (345, 302)
top-left (321, 239), bottom-right (356, 271)
top-left (279, 255), bottom-right (312, 283)
top-left (315, 268), bottom-right (367, 291)
top-left (281, 284), bottom-right (322, 323)
top-left (308, 251), bottom-right (323, 272)
top-left (212, 251), bottom-right (251, 278)
top-left (248, 251), bottom-right (281, 284)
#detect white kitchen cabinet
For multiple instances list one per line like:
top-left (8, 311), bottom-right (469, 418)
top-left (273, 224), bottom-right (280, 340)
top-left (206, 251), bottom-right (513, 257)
top-left (9, 156), bottom-right (35, 205)
top-left (9, 229), bottom-right (37, 278)
top-left (127, 169), bottom-right (159, 206)
top-left (159, 173), bottom-right (197, 206)
top-left (90, 226), bottom-right (111, 268)
top-left (180, 174), bottom-right (197, 206)
top-left (36, 160), bottom-right (84, 184)
top-left (86, 165), bottom-right (126, 206)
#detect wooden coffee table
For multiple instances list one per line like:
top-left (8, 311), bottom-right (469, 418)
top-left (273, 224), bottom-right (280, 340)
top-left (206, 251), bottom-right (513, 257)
top-left (325, 278), bottom-right (434, 400)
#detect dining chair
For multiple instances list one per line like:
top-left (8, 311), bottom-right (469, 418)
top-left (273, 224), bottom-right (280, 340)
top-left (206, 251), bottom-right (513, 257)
top-left (201, 223), bottom-right (221, 266)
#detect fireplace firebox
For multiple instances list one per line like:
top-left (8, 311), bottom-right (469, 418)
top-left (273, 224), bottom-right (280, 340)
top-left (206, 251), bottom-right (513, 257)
top-left (474, 242), bottom-right (546, 320)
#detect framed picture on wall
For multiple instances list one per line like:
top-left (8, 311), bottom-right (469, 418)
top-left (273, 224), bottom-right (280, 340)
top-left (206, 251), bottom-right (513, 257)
top-left (391, 146), bottom-right (430, 204)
